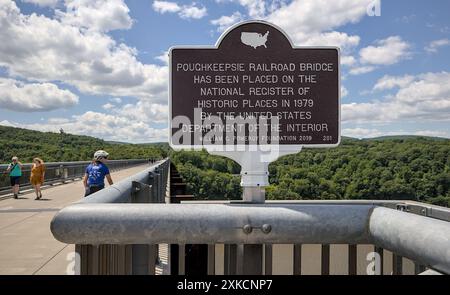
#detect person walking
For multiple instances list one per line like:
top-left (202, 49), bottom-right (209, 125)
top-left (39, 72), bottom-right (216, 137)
top-left (83, 150), bottom-right (113, 197)
top-left (30, 158), bottom-right (46, 200)
top-left (6, 156), bottom-right (23, 199)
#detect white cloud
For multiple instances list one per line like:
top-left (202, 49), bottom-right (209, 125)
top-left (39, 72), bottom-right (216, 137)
top-left (179, 4), bottom-right (207, 19)
top-left (238, 0), bottom-right (266, 18)
top-left (0, 0), bottom-right (171, 143)
top-left (0, 120), bottom-right (15, 127)
top-left (211, 1), bottom-right (367, 53)
top-left (248, 2), bottom-right (411, 77)
top-left (109, 97), bottom-right (122, 104)
top-left (21, 0), bottom-right (58, 7)
top-left (0, 0), bottom-right (168, 102)
top-left (1, 111), bottom-right (168, 143)
top-left (343, 72), bottom-right (450, 123)
top-left (56, 0), bottom-right (133, 32)
top-left (1, 91), bottom-right (169, 142)
top-left (210, 1), bottom-right (370, 71)
top-left (211, 11), bottom-right (243, 32)
top-left (0, 78), bottom-right (78, 112)
top-left (412, 130), bottom-right (450, 138)
top-left (216, 0), bottom-right (287, 19)
top-left (102, 103), bottom-right (115, 110)
top-left (425, 38), bottom-right (450, 54)
top-left (347, 36), bottom-right (411, 75)
top-left (267, 0), bottom-right (372, 39)
top-left (152, 1), bottom-right (207, 19)
top-left (113, 101), bottom-right (168, 125)
top-left (341, 55), bottom-right (356, 67)
top-left (342, 127), bottom-right (384, 139)
top-left (341, 86), bottom-right (348, 98)
top-left (155, 50), bottom-right (169, 65)
top-left (359, 36), bottom-right (411, 66)
top-left (262, 0), bottom-right (372, 70)
top-left (300, 31), bottom-right (360, 52)
top-left (152, 0), bottom-right (181, 13)
top-left (349, 66), bottom-right (375, 75)
top-left (373, 75), bottom-right (415, 91)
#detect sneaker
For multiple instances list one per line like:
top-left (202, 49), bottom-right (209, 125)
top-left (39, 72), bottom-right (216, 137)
top-left (14, 194), bottom-right (18, 199)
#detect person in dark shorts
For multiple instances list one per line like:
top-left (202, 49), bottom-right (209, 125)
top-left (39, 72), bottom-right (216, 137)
top-left (6, 156), bottom-right (23, 199)
top-left (83, 150), bottom-right (113, 197)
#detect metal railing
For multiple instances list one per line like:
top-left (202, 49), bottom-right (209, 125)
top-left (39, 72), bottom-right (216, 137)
top-left (51, 159), bottom-right (450, 275)
top-left (0, 159), bottom-right (152, 196)
top-left (52, 159), bottom-right (170, 275)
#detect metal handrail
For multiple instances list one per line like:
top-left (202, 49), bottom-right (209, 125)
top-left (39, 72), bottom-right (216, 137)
top-left (49, 160), bottom-right (450, 275)
top-left (0, 159), bottom-right (149, 170)
top-left (51, 203), bottom-right (372, 245)
top-left (369, 207), bottom-right (450, 274)
top-left (80, 160), bottom-right (167, 204)
top-left (51, 198), bottom-right (450, 274)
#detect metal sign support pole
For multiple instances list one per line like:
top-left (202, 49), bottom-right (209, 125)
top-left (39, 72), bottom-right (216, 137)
top-left (208, 146), bottom-right (302, 203)
top-left (208, 146), bottom-right (302, 274)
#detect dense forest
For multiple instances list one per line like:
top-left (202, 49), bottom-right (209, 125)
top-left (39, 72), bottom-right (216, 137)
top-left (171, 137), bottom-right (450, 207)
top-left (171, 149), bottom-right (241, 200)
top-left (0, 126), bottom-right (168, 163)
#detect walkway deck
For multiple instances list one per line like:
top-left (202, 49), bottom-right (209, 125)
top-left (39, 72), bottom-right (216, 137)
top-left (0, 165), bottom-right (150, 275)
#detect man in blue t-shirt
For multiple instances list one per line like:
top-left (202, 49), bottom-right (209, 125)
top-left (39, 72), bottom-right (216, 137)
top-left (83, 150), bottom-right (114, 197)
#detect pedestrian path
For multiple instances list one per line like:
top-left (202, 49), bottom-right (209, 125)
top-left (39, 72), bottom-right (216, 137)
top-left (0, 165), bottom-right (150, 275)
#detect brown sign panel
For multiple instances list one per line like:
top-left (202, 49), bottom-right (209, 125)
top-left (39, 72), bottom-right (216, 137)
top-left (170, 21), bottom-right (340, 147)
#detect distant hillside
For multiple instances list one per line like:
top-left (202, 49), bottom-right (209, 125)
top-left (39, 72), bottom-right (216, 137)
top-left (363, 135), bottom-right (448, 141)
top-left (0, 126), bottom-right (168, 163)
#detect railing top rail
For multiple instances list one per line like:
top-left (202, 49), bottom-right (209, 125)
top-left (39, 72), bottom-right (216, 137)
top-left (49, 158), bottom-right (450, 274)
top-left (52, 203), bottom-right (373, 245)
top-left (0, 159), bottom-right (150, 169)
top-left (51, 200), bottom-right (450, 274)
top-left (181, 199), bottom-right (450, 222)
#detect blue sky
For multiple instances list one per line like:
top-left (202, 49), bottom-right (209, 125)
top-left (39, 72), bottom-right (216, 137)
top-left (0, 0), bottom-right (449, 142)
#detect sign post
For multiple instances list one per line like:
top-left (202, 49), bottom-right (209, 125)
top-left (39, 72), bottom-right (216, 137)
top-left (169, 20), bottom-right (340, 204)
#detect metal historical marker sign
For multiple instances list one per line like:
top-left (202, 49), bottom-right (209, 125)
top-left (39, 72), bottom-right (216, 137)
top-left (169, 20), bottom-right (340, 149)
top-left (169, 20), bottom-right (340, 198)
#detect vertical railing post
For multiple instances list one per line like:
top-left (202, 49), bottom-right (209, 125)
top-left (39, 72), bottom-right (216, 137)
top-left (207, 245), bottom-right (215, 275)
top-left (128, 165), bottom-right (165, 275)
top-left (238, 188), bottom-right (265, 275)
top-left (393, 254), bottom-right (403, 275)
top-left (293, 244), bottom-right (302, 275)
top-left (348, 244), bottom-right (357, 275)
top-left (264, 245), bottom-right (273, 275)
top-left (178, 244), bottom-right (186, 275)
top-left (236, 245), bottom-right (263, 275)
top-left (375, 246), bottom-right (384, 275)
top-left (321, 244), bottom-right (330, 275)
top-left (224, 244), bottom-right (237, 275)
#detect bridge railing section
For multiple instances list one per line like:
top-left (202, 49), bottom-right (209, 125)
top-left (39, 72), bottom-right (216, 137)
top-left (52, 158), bottom-right (170, 275)
top-left (52, 160), bottom-right (450, 276)
top-left (0, 159), bottom-right (151, 195)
